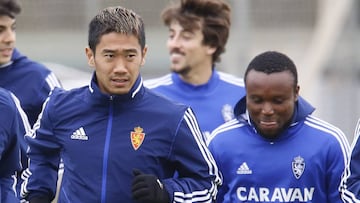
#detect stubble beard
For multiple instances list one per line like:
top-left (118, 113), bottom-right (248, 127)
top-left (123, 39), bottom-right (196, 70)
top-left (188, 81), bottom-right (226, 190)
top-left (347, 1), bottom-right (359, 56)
top-left (171, 65), bottom-right (192, 76)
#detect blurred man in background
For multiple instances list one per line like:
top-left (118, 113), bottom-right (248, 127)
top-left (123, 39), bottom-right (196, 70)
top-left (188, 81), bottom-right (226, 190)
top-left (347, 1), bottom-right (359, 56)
top-left (0, 0), bottom-right (62, 172)
top-left (144, 0), bottom-right (245, 139)
top-left (0, 0), bottom-right (62, 127)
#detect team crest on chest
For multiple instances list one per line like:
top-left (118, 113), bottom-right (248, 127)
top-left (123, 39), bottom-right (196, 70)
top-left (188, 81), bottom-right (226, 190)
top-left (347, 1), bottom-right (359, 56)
top-left (130, 126), bottom-right (145, 150)
top-left (292, 156), bottom-right (305, 179)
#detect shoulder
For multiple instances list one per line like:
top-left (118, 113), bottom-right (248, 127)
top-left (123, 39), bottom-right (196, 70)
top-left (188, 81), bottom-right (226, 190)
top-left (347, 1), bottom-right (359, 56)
top-left (47, 87), bottom-right (86, 106)
top-left (143, 74), bottom-right (173, 89)
top-left (217, 71), bottom-right (245, 87)
top-left (0, 88), bottom-right (15, 106)
top-left (207, 119), bottom-right (246, 145)
top-left (0, 89), bottom-right (17, 119)
top-left (144, 88), bottom-right (188, 111)
top-left (304, 115), bottom-right (350, 150)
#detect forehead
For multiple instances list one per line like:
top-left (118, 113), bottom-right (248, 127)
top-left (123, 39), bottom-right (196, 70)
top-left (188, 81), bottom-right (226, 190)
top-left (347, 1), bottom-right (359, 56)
top-left (0, 15), bottom-right (15, 26)
top-left (96, 32), bottom-right (141, 52)
top-left (245, 70), bottom-right (295, 92)
top-left (169, 20), bottom-right (201, 33)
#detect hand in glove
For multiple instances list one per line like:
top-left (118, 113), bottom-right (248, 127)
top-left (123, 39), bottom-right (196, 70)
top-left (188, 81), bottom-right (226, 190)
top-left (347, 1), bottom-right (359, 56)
top-left (132, 169), bottom-right (170, 203)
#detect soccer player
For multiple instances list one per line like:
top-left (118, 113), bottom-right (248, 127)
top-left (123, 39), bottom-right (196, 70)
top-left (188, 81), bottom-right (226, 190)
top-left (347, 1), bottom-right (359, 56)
top-left (21, 6), bottom-right (221, 203)
top-left (0, 87), bottom-right (29, 203)
top-left (144, 0), bottom-right (245, 138)
top-left (0, 0), bottom-right (62, 173)
top-left (207, 51), bottom-right (350, 202)
top-left (0, 0), bottom-right (62, 127)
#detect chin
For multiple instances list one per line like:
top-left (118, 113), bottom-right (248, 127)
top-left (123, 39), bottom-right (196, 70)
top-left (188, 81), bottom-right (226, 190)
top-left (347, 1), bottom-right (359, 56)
top-left (0, 59), bottom-right (11, 65)
top-left (258, 129), bottom-right (279, 140)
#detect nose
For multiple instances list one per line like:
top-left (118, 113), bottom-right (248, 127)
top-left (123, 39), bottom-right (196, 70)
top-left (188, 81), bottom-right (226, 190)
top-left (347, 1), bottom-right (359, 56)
top-left (261, 103), bottom-right (274, 115)
top-left (113, 59), bottom-right (127, 73)
top-left (3, 29), bottom-right (15, 44)
top-left (167, 36), bottom-right (181, 50)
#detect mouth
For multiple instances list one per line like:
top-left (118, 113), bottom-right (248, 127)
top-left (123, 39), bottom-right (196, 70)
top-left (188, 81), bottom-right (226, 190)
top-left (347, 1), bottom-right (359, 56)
top-left (0, 48), bottom-right (13, 57)
top-left (170, 52), bottom-right (184, 63)
top-left (111, 78), bottom-right (128, 87)
top-left (259, 120), bottom-right (277, 129)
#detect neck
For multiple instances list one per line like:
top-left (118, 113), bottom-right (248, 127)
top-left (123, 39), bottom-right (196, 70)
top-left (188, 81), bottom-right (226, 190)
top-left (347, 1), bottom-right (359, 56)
top-left (179, 61), bottom-right (214, 85)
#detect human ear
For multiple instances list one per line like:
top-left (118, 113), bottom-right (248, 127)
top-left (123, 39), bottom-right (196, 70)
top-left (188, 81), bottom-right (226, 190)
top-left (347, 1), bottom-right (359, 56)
top-left (85, 47), bottom-right (95, 67)
top-left (140, 46), bottom-right (148, 67)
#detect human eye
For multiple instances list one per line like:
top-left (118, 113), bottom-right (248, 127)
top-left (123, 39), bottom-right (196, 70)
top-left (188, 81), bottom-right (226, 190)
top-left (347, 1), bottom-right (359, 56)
top-left (11, 23), bottom-right (16, 31)
top-left (273, 98), bottom-right (285, 104)
top-left (249, 96), bottom-right (262, 104)
top-left (126, 52), bottom-right (137, 61)
top-left (182, 32), bottom-right (193, 40)
top-left (168, 32), bottom-right (175, 40)
top-left (104, 53), bottom-right (114, 59)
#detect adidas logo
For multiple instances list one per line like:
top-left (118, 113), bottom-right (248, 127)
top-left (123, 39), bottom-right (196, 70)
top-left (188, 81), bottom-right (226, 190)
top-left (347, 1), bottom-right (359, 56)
top-left (71, 127), bottom-right (88, 140)
top-left (237, 162), bottom-right (252, 175)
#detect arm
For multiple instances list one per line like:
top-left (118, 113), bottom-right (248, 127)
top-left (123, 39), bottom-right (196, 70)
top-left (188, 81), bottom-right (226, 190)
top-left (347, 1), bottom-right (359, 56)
top-left (327, 133), bottom-right (350, 203)
top-left (21, 95), bottom-right (61, 202)
top-left (131, 107), bottom-right (222, 203)
top-left (341, 119), bottom-right (360, 202)
top-left (164, 107), bottom-right (222, 202)
top-left (207, 135), bottom-right (226, 203)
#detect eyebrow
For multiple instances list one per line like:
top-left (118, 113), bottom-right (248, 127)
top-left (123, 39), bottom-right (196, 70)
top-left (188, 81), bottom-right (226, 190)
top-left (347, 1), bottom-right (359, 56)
top-left (101, 48), bottom-right (138, 54)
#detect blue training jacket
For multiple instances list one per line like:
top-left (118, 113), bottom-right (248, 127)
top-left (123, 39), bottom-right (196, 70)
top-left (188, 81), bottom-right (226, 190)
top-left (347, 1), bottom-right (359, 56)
top-left (22, 74), bottom-right (221, 203)
top-left (340, 119), bottom-right (360, 202)
top-left (0, 48), bottom-right (62, 127)
top-left (144, 70), bottom-right (246, 138)
top-left (207, 96), bottom-right (350, 203)
top-left (0, 88), bottom-right (23, 203)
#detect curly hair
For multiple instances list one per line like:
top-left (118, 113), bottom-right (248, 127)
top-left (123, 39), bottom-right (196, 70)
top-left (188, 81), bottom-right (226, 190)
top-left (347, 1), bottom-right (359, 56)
top-left (161, 0), bottom-right (231, 64)
top-left (0, 0), bottom-right (21, 18)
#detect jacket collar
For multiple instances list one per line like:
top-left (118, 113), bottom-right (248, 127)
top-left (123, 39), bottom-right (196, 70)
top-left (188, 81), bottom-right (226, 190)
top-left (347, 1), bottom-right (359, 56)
top-left (87, 72), bottom-right (145, 105)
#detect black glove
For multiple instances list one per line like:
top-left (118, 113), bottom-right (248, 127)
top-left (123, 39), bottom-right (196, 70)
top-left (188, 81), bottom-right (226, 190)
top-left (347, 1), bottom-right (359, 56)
top-left (132, 169), bottom-right (170, 203)
top-left (29, 196), bottom-right (51, 203)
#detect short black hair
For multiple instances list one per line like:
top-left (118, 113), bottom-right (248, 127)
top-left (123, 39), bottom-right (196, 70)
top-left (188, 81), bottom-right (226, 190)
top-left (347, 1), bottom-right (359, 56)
top-left (244, 51), bottom-right (298, 87)
top-left (88, 6), bottom-right (145, 54)
top-left (0, 0), bottom-right (21, 18)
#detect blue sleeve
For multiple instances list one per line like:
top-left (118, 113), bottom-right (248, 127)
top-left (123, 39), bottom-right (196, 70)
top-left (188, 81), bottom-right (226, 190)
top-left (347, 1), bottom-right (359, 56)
top-left (207, 138), bottom-right (225, 203)
top-left (326, 132), bottom-right (350, 203)
top-left (0, 96), bottom-right (17, 160)
top-left (162, 107), bottom-right (222, 202)
top-left (22, 93), bottom-right (61, 201)
top-left (341, 119), bottom-right (360, 202)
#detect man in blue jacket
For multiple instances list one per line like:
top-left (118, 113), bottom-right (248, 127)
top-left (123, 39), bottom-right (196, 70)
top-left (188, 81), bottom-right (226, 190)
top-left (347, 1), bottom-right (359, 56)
top-left (0, 0), bottom-right (62, 176)
top-left (21, 6), bottom-right (221, 203)
top-left (0, 87), bottom-right (29, 203)
top-left (207, 51), bottom-right (350, 202)
top-left (144, 0), bottom-right (245, 139)
top-left (0, 0), bottom-right (62, 127)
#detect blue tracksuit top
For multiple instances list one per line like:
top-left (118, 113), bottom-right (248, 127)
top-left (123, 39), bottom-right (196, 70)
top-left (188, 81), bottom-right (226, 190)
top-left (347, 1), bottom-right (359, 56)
top-left (340, 119), bottom-right (360, 202)
top-left (22, 74), bottom-right (221, 203)
top-left (207, 96), bottom-right (350, 203)
top-left (0, 48), bottom-right (62, 127)
top-left (0, 88), bottom-right (22, 203)
top-left (144, 70), bottom-right (246, 138)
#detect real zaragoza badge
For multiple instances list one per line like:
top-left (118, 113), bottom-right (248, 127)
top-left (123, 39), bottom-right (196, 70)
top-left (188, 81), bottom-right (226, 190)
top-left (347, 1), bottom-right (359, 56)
top-left (131, 126), bottom-right (145, 150)
top-left (292, 156), bottom-right (305, 179)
